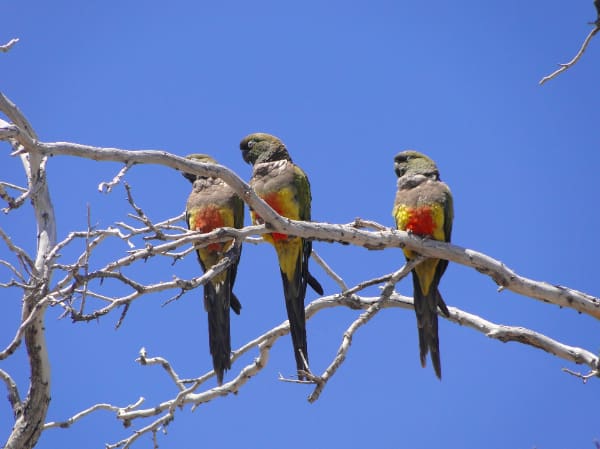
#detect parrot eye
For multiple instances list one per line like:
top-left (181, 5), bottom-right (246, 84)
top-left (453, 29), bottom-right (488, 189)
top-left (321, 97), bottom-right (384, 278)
top-left (247, 140), bottom-right (255, 149)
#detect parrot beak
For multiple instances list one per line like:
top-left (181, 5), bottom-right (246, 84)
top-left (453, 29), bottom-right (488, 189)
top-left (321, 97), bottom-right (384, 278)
top-left (181, 169), bottom-right (198, 184)
top-left (394, 163), bottom-right (406, 178)
top-left (240, 148), bottom-right (251, 164)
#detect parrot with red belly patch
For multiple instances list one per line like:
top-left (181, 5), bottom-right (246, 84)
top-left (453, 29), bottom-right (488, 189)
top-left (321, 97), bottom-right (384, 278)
top-left (183, 154), bottom-right (244, 385)
top-left (239, 133), bottom-right (323, 379)
top-left (392, 150), bottom-right (453, 379)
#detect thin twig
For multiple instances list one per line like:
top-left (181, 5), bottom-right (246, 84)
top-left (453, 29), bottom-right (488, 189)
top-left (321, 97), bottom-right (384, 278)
top-left (0, 259), bottom-right (26, 283)
top-left (0, 295), bottom-right (52, 360)
top-left (0, 182), bottom-right (28, 212)
top-left (311, 249), bottom-right (347, 290)
top-left (0, 181), bottom-right (27, 193)
top-left (540, 24), bottom-right (600, 85)
top-left (136, 348), bottom-right (186, 390)
top-left (63, 269), bottom-right (230, 322)
top-left (43, 397), bottom-right (145, 429)
top-left (350, 217), bottom-right (388, 231)
top-left (0, 38), bottom-right (19, 53)
top-left (98, 163), bottom-right (133, 193)
top-left (161, 240), bottom-right (241, 307)
top-left (562, 367), bottom-right (598, 383)
top-left (379, 256), bottom-right (424, 298)
top-left (308, 301), bottom-right (383, 402)
top-left (0, 368), bottom-right (22, 416)
top-left (124, 182), bottom-right (164, 240)
top-left (342, 273), bottom-right (393, 296)
top-left (107, 411), bottom-right (173, 449)
top-left (78, 205), bottom-right (94, 315)
top-left (306, 258), bottom-right (422, 401)
top-left (0, 227), bottom-right (36, 275)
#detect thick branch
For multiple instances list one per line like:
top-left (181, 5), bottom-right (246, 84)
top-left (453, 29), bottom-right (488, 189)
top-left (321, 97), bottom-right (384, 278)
top-left (0, 296), bottom-right (51, 360)
top-left (1, 129), bottom-right (598, 319)
top-left (1, 93), bottom-right (53, 449)
top-left (0, 132), bottom-right (282, 228)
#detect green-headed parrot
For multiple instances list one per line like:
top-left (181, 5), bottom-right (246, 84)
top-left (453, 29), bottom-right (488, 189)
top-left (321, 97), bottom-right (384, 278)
top-left (392, 150), bottom-right (453, 379)
top-left (183, 154), bottom-right (244, 385)
top-left (239, 133), bottom-right (323, 379)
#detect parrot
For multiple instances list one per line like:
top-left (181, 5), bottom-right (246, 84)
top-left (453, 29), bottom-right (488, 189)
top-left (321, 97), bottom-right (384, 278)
top-left (239, 132), bottom-right (323, 379)
top-left (392, 150), bottom-right (453, 379)
top-left (183, 154), bottom-right (244, 385)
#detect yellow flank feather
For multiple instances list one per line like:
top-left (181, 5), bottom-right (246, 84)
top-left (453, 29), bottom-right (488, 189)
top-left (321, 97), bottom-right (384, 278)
top-left (393, 204), bottom-right (410, 230)
top-left (393, 203), bottom-right (446, 295)
top-left (251, 186), bottom-right (303, 281)
top-left (265, 187), bottom-right (301, 220)
top-left (218, 208), bottom-right (236, 228)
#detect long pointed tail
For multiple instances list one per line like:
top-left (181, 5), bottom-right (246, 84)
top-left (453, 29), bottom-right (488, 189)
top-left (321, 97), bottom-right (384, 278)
top-left (307, 270), bottom-right (324, 295)
top-left (204, 282), bottom-right (232, 385)
top-left (413, 282), bottom-right (449, 379)
top-left (281, 273), bottom-right (309, 380)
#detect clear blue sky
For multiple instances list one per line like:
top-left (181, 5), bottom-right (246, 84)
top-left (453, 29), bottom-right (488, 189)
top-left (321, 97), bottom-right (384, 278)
top-left (2, 1), bottom-right (599, 448)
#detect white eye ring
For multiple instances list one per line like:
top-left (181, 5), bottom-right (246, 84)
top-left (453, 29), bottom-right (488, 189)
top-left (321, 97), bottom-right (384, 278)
top-left (247, 140), bottom-right (255, 149)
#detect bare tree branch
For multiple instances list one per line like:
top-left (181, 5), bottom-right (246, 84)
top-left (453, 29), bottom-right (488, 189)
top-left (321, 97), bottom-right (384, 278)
top-left (0, 38), bottom-right (19, 53)
top-left (2, 125), bottom-right (599, 320)
top-left (136, 348), bottom-right (187, 391)
top-left (122, 182), bottom-right (168, 240)
top-left (562, 367), bottom-right (598, 383)
top-left (98, 162), bottom-right (133, 193)
top-left (0, 259), bottom-right (27, 283)
top-left (0, 94), bottom-right (37, 141)
top-left (43, 397), bottom-right (145, 430)
top-left (0, 92), bottom-right (54, 449)
top-left (2, 90), bottom-right (599, 449)
top-left (0, 295), bottom-right (52, 360)
top-left (53, 290), bottom-right (596, 447)
top-left (540, 23), bottom-right (599, 85)
top-left (0, 368), bottom-right (22, 417)
top-left (0, 181), bottom-right (29, 212)
top-left (311, 249), bottom-right (348, 290)
top-left (0, 227), bottom-right (36, 275)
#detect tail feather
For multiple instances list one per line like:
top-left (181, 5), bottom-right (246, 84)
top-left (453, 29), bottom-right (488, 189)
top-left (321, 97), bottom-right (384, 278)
top-left (436, 289), bottom-right (450, 317)
top-left (412, 274), bottom-right (447, 380)
top-left (230, 292), bottom-right (242, 315)
top-left (281, 271), bottom-right (309, 380)
top-left (307, 271), bottom-right (324, 295)
top-left (204, 282), bottom-right (232, 385)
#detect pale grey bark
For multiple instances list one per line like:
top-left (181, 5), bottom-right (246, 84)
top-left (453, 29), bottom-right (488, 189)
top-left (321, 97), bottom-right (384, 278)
top-left (1, 93), bottom-right (54, 449)
top-left (539, 5), bottom-right (600, 84)
top-left (1, 92), bottom-right (599, 449)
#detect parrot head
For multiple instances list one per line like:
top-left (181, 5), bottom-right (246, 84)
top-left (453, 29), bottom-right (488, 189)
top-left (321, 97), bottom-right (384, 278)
top-left (240, 133), bottom-right (291, 165)
top-left (181, 153), bottom-right (218, 183)
top-left (394, 150), bottom-right (440, 180)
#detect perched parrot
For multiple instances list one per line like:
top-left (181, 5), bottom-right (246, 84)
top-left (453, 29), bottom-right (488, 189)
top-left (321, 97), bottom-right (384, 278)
top-left (392, 150), bottom-right (453, 379)
top-left (183, 154), bottom-right (244, 385)
top-left (239, 133), bottom-right (323, 379)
